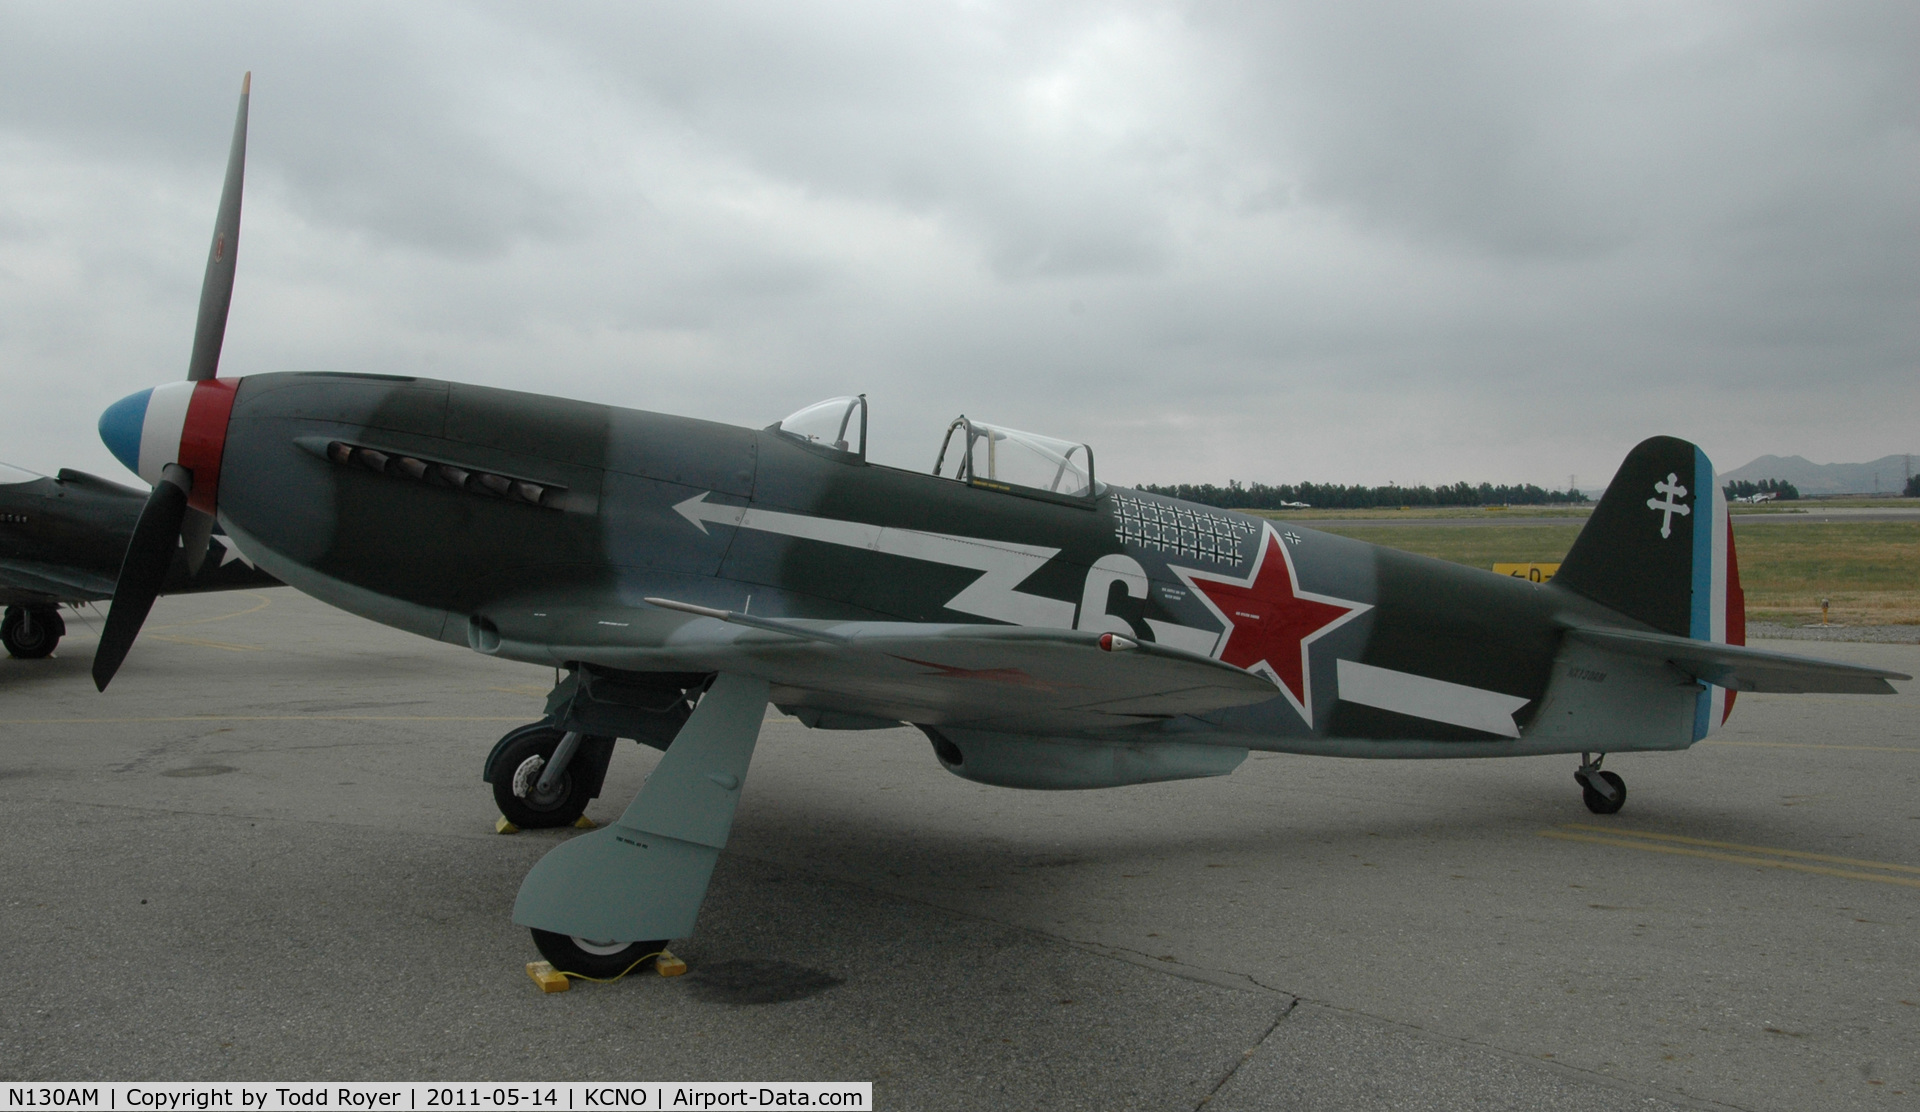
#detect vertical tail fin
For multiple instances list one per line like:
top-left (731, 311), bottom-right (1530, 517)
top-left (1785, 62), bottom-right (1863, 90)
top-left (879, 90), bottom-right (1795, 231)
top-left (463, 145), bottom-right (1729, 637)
top-left (1555, 436), bottom-right (1747, 735)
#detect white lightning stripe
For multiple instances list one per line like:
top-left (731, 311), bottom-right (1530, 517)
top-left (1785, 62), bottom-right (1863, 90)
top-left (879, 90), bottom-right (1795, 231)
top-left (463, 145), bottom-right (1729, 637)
top-left (1336, 659), bottom-right (1530, 739)
top-left (673, 493), bottom-right (1075, 627)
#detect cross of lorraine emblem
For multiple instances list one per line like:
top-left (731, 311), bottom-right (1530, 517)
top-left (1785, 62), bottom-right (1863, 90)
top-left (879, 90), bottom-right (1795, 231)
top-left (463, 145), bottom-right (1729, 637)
top-left (1646, 472), bottom-right (1691, 538)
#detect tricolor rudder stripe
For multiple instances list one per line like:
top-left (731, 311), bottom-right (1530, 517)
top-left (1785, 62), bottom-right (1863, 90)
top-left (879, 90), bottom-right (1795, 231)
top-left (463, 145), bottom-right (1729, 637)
top-left (1691, 444), bottom-right (1744, 737)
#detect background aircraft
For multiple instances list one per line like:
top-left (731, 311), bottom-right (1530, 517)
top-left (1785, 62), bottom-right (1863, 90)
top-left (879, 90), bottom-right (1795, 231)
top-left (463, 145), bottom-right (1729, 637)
top-left (0, 462), bottom-right (277, 658)
top-left (84, 78), bottom-right (1908, 977)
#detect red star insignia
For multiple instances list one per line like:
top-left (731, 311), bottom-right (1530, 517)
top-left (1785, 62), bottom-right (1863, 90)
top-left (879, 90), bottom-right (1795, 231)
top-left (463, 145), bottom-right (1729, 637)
top-left (1175, 526), bottom-right (1369, 724)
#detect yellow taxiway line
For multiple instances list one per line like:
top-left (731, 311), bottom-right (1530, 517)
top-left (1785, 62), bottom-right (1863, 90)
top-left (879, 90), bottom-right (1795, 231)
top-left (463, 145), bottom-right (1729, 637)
top-left (149, 634), bottom-right (262, 652)
top-left (1541, 823), bottom-right (1920, 888)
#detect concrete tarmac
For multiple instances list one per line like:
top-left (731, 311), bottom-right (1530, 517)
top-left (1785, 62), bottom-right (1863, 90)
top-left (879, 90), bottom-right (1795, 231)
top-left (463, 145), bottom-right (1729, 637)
top-left (2, 591), bottom-right (1915, 1110)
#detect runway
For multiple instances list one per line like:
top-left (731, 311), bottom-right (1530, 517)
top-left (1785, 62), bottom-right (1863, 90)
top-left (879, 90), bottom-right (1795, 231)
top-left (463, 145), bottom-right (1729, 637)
top-left (2, 591), bottom-right (1915, 1110)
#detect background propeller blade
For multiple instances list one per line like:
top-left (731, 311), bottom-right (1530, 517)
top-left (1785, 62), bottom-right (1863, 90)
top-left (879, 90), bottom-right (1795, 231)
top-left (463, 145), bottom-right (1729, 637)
top-left (93, 464), bottom-right (192, 690)
top-left (180, 506), bottom-right (216, 575)
top-left (185, 72), bottom-right (250, 383)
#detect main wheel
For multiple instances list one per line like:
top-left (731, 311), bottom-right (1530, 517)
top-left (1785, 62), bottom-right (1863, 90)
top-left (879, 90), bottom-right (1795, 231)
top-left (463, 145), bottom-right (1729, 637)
top-left (531, 929), bottom-right (668, 978)
top-left (490, 725), bottom-right (594, 828)
top-left (2, 607), bottom-right (62, 659)
top-left (1581, 770), bottom-right (1627, 815)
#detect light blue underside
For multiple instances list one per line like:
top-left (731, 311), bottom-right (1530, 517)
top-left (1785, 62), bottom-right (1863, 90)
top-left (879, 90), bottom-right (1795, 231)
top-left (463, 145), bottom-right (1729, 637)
top-left (512, 673), bottom-right (771, 942)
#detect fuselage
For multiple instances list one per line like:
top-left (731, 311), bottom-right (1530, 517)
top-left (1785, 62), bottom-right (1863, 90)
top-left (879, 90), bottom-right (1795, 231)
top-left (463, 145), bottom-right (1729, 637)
top-left (0, 466), bottom-right (275, 607)
top-left (115, 371), bottom-right (1678, 759)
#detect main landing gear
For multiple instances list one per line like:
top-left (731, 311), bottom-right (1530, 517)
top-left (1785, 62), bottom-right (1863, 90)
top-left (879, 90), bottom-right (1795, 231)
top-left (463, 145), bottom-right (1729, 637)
top-left (2, 606), bottom-right (64, 659)
top-left (513, 673), bottom-right (771, 976)
top-left (529, 930), bottom-right (670, 978)
top-left (487, 722), bottom-right (617, 829)
top-left (1575, 752), bottom-right (1626, 815)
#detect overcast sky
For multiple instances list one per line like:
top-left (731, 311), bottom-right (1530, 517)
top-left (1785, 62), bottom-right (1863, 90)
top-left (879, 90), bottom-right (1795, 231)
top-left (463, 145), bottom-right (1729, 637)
top-left (2, 1), bottom-right (1914, 490)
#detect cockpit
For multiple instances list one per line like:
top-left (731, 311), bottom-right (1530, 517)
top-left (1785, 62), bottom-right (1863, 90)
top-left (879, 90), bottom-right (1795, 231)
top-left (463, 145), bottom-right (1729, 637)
top-left (932, 418), bottom-right (1095, 499)
top-left (773, 396), bottom-right (1098, 502)
top-left (773, 395), bottom-right (868, 457)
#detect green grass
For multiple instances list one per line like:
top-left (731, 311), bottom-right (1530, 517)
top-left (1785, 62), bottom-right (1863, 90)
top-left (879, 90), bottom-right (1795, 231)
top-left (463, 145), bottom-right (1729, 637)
top-left (1315, 521), bottom-right (1920, 626)
top-left (1730, 522), bottom-right (1920, 625)
top-left (1314, 524), bottom-right (1583, 566)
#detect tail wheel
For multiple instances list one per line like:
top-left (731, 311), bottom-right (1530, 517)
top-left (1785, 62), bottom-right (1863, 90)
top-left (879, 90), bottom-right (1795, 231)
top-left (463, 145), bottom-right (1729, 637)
top-left (1581, 770), bottom-right (1627, 815)
top-left (531, 929), bottom-right (667, 978)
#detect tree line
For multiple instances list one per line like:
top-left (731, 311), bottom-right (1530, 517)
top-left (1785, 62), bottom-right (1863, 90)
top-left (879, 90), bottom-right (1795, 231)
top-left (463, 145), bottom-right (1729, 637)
top-left (1722, 478), bottom-right (1800, 501)
top-left (1134, 479), bottom-right (1586, 510)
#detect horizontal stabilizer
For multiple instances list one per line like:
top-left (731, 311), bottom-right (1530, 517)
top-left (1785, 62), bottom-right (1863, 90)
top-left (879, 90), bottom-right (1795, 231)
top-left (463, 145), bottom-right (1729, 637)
top-left (1567, 626), bottom-right (1910, 695)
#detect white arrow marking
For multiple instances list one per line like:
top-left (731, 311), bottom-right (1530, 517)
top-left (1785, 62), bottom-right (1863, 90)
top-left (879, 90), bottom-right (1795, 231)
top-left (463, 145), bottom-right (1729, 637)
top-left (673, 493), bottom-right (1076, 627)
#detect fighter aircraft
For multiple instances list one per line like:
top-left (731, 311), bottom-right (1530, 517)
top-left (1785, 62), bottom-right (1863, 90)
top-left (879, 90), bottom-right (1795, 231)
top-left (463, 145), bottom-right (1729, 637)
top-left (0, 461), bottom-right (276, 658)
top-left (86, 78), bottom-right (1909, 976)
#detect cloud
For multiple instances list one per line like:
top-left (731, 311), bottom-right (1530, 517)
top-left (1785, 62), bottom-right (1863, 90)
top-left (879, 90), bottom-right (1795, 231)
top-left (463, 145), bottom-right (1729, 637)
top-left (0, 0), bottom-right (1914, 490)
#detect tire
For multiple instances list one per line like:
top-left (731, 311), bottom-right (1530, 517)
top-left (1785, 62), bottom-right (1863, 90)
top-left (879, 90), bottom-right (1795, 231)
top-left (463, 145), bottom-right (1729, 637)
top-left (2, 607), bottom-right (62, 659)
top-left (490, 725), bottom-right (595, 828)
top-left (1581, 770), bottom-right (1627, 815)
top-left (531, 929), bottom-right (668, 978)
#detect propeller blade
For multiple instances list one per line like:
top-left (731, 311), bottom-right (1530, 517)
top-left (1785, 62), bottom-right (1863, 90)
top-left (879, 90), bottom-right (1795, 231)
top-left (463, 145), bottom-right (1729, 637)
top-left (181, 507), bottom-right (216, 575)
top-left (185, 72), bottom-right (251, 383)
top-left (92, 464), bottom-right (193, 691)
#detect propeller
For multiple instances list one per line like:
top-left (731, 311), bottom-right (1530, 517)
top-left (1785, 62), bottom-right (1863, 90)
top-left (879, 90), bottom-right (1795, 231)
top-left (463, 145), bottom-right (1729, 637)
top-left (92, 74), bottom-right (250, 691)
top-left (92, 465), bottom-right (192, 688)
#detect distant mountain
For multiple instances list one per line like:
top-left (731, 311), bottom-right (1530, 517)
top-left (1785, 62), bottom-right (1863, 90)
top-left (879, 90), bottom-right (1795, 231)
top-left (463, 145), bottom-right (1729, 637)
top-left (1719, 453), bottom-right (1917, 496)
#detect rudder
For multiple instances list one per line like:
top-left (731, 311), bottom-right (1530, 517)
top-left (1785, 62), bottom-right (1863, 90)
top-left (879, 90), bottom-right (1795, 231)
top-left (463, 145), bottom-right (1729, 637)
top-left (1555, 436), bottom-right (1746, 736)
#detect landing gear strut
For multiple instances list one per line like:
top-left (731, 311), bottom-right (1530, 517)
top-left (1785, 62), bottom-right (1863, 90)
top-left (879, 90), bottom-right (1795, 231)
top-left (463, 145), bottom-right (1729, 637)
top-left (2, 606), bottom-right (64, 659)
top-left (1575, 752), bottom-right (1626, 815)
top-left (514, 673), bottom-right (770, 975)
top-left (486, 722), bottom-right (616, 829)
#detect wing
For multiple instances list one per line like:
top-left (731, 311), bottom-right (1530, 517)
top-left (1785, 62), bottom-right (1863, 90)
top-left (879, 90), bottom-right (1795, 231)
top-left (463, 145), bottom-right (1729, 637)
top-left (1568, 626), bottom-right (1910, 695)
top-left (0, 558), bottom-right (116, 605)
top-left (513, 599), bottom-right (1277, 733)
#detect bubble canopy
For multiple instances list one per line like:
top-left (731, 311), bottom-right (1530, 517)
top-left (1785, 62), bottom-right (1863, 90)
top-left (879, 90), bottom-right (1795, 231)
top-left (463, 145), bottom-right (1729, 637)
top-left (934, 417), bottom-right (1096, 500)
top-left (774, 395), bottom-right (867, 459)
